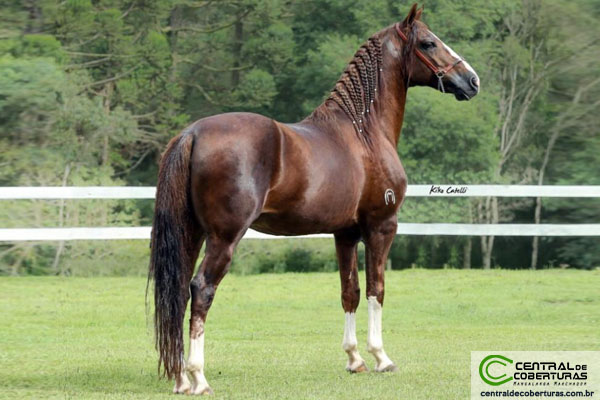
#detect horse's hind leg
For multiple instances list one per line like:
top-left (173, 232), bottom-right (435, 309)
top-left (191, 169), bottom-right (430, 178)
top-left (186, 232), bottom-right (244, 395)
top-left (173, 234), bottom-right (205, 395)
top-left (185, 131), bottom-right (267, 394)
top-left (335, 228), bottom-right (368, 373)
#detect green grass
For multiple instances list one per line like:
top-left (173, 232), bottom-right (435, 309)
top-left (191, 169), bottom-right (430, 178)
top-left (1, 269), bottom-right (598, 399)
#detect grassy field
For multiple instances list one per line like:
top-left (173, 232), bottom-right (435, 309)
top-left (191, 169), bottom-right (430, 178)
top-left (0, 269), bottom-right (598, 399)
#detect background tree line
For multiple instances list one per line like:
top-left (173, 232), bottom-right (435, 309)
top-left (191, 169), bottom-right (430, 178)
top-left (1, 0), bottom-right (598, 275)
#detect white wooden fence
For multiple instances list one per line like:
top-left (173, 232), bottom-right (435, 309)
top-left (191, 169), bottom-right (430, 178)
top-left (1, 185), bottom-right (599, 241)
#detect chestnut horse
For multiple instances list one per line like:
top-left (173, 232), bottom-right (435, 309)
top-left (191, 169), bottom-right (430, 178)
top-left (149, 4), bottom-right (479, 395)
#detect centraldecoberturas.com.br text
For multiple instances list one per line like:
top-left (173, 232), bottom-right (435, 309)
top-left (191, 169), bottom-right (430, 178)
top-left (480, 389), bottom-right (595, 397)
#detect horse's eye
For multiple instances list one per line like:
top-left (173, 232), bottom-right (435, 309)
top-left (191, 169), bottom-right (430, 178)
top-left (421, 41), bottom-right (436, 50)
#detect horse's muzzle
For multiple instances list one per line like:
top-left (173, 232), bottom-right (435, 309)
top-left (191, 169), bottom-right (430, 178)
top-left (450, 71), bottom-right (479, 101)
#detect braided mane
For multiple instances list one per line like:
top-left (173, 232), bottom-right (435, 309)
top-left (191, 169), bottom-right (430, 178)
top-left (327, 36), bottom-right (383, 144)
top-left (307, 23), bottom-right (418, 146)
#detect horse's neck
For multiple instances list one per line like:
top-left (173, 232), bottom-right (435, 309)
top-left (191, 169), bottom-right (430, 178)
top-left (374, 34), bottom-right (408, 147)
top-left (373, 70), bottom-right (407, 147)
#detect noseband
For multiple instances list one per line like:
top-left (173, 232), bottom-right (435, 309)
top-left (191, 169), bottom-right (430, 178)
top-left (394, 23), bottom-right (463, 93)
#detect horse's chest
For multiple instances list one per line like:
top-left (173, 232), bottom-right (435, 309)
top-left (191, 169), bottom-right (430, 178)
top-left (360, 156), bottom-right (407, 217)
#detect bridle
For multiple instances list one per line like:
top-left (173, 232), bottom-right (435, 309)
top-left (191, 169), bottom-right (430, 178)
top-left (394, 23), bottom-right (463, 93)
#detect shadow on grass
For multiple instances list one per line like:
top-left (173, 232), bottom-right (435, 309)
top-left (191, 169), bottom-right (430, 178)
top-left (0, 364), bottom-right (172, 396)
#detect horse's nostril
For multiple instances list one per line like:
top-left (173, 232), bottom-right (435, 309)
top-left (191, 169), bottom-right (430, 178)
top-left (469, 75), bottom-right (479, 90)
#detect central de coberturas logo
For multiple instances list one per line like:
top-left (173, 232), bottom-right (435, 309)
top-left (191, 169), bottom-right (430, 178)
top-left (479, 355), bottom-right (588, 386)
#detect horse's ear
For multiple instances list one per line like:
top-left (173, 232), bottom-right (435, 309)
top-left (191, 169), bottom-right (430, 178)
top-left (402, 3), bottom-right (420, 27)
top-left (415, 5), bottom-right (424, 20)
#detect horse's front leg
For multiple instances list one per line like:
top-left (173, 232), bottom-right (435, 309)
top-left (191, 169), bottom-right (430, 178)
top-left (364, 217), bottom-right (398, 372)
top-left (335, 229), bottom-right (368, 373)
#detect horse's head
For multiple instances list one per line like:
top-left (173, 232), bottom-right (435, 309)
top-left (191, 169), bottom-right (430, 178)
top-left (396, 4), bottom-right (480, 101)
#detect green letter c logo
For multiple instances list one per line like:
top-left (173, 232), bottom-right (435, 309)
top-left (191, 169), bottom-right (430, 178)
top-left (479, 355), bottom-right (514, 386)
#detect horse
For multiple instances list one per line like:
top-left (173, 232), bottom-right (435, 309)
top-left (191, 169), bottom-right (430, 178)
top-left (149, 3), bottom-right (479, 395)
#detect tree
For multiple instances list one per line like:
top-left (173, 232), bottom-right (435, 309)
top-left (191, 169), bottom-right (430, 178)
top-left (481, 0), bottom-right (600, 269)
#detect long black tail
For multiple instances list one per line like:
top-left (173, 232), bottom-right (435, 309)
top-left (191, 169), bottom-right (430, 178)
top-left (149, 131), bottom-right (196, 379)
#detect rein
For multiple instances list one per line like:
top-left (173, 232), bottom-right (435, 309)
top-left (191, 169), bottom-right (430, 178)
top-left (394, 23), bottom-right (463, 93)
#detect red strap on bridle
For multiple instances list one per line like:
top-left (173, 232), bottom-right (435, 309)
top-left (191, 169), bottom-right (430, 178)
top-left (394, 23), bottom-right (463, 92)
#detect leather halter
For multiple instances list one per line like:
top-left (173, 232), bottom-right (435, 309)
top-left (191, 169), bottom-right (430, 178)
top-left (394, 23), bottom-right (463, 93)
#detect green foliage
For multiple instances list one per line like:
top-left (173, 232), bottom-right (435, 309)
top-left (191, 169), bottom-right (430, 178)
top-left (400, 88), bottom-right (498, 184)
top-left (233, 68), bottom-right (277, 111)
top-left (0, 56), bottom-right (64, 142)
top-left (420, 0), bottom-right (517, 40)
top-left (296, 33), bottom-right (362, 115)
top-left (244, 22), bottom-right (294, 74)
top-left (15, 34), bottom-right (67, 62)
top-left (230, 239), bottom-right (338, 275)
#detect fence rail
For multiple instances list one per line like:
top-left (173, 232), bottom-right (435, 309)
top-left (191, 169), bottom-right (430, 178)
top-left (1, 224), bottom-right (599, 242)
top-left (2, 185), bottom-right (600, 199)
top-left (1, 185), bottom-right (599, 241)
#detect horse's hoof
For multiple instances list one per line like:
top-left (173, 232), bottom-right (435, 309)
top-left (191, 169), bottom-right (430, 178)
top-left (190, 385), bottom-right (214, 396)
top-left (375, 363), bottom-right (398, 373)
top-left (173, 387), bottom-right (190, 395)
top-left (346, 361), bottom-right (369, 373)
top-left (173, 375), bottom-right (191, 394)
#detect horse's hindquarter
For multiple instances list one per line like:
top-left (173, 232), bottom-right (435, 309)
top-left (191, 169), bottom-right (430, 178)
top-left (189, 113), bottom-right (281, 236)
top-left (252, 122), bottom-right (365, 235)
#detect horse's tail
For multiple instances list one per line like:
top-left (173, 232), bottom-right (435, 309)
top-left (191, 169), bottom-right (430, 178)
top-left (149, 130), bottom-right (196, 379)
